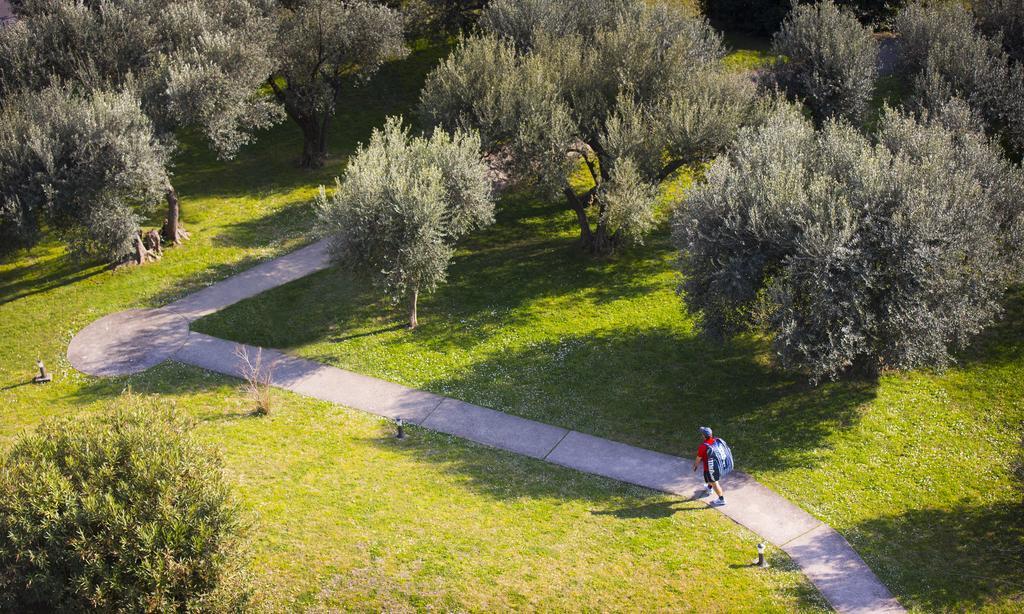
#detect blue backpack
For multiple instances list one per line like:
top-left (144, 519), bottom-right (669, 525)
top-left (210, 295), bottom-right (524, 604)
top-left (709, 438), bottom-right (734, 477)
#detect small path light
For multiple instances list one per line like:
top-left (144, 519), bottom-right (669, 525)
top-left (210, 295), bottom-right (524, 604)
top-left (755, 542), bottom-right (768, 568)
top-left (395, 417), bottom-right (405, 439)
top-left (32, 360), bottom-right (52, 384)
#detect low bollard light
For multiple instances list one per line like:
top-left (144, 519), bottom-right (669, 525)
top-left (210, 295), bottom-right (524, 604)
top-left (755, 542), bottom-right (768, 568)
top-left (395, 417), bottom-right (405, 439)
top-left (32, 360), bottom-right (52, 384)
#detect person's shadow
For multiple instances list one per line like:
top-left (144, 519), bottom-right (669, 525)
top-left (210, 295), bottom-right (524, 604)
top-left (591, 490), bottom-right (712, 519)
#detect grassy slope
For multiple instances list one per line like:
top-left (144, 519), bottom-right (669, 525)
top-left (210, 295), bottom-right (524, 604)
top-left (191, 45), bottom-right (1024, 614)
top-left (0, 42), bottom-right (826, 611)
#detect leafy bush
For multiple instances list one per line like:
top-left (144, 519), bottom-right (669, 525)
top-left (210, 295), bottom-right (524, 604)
top-left (316, 117), bottom-right (495, 328)
top-left (673, 100), bottom-right (1024, 381)
top-left (771, 0), bottom-right (878, 125)
top-left (0, 395), bottom-right (248, 611)
top-left (0, 86), bottom-right (170, 262)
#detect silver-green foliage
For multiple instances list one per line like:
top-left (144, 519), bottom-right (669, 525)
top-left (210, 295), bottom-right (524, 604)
top-left (0, 0), bottom-right (281, 159)
top-left (894, 1), bottom-right (1024, 156)
top-left (0, 86), bottom-right (170, 261)
top-left (674, 100), bottom-right (1024, 381)
top-left (420, 0), bottom-right (755, 254)
top-left (770, 0), bottom-right (878, 125)
top-left (315, 117), bottom-right (494, 326)
top-left (0, 396), bottom-right (247, 611)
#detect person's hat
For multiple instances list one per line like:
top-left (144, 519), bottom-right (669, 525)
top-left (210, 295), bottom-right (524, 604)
top-left (699, 426), bottom-right (713, 438)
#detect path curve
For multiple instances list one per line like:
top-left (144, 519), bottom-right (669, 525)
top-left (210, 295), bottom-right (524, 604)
top-left (67, 240), bottom-right (904, 614)
top-left (67, 308), bottom-right (189, 377)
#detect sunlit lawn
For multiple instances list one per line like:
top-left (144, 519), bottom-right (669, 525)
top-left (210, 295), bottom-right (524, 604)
top-left (0, 40), bottom-right (831, 611)
top-left (195, 122), bottom-right (1024, 614)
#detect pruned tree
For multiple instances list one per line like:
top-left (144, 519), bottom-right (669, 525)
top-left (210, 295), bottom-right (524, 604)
top-left (420, 0), bottom-right (756, 255)
top-left (0, 0), bottom-right (281, 245)
top-left (315, 117), bottom-right (494, 328)
top-left (268, 0), bottom-right (408, 168)
top-left (0, 86), bottom-right (171, 265)
top-left (771, 0), bottom-right (878, 125)
top-left (894, 1), bottom-right (1024, 157)
top-left (673, 100), bottom-right (1024, 382)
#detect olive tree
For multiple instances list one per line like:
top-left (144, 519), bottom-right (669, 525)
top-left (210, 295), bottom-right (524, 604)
top-left (0, 86), bottom-right (170, 264)
top-left (420, 0), bottom-right (755, 255)
top-left (894, 1), bottom-right (1024, 157)
top-left (315, 117), bottom-right (494, 328)
top-left (771, 0), bottom-right (878, 125)
top-left (0, 395), bottom-right (247, 611)
top-left (269, 0), bottom-right (407, 168)
top-left (674, 100), bottom-right (1024, 382)
top-left (0, 0), bottom-right (281, 245)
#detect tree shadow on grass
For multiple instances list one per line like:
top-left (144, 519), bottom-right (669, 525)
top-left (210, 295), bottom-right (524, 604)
top-left (956, 286), bottom-right (1024, 370)
top-left (65, 361), bottom-right (242, 408)
top-left (209, 198), bottom-right (318, 250)
top-left (0, 249), bottom-right (106, 306)
top-left (192, 194), bottom-right (674, 352)
top-left (852, 499), bottom-right (1024, 612)
top-left (417, 328), bottom-right (877, 474)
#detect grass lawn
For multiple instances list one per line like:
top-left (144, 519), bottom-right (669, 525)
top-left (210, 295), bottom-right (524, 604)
top-left (83, 368), bottom-right (825, 611)
top-left (194, 173), bottom-right (1024, 610)
top-left (0, 40), bottom-right (829, 611)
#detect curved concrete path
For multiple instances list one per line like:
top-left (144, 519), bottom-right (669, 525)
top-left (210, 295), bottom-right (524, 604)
top-left (69, 240), bottom-right (904, 614)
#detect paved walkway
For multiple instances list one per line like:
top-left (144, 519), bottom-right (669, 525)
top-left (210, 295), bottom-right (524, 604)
top-left (68, 240), bottom-right (904, 614)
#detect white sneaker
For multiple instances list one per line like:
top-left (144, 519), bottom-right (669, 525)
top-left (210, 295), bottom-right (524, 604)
top-left (710, 498), bottom-right (727, 507)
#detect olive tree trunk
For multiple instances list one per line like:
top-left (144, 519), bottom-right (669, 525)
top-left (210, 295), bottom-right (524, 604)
top-left (408, 287), bottom-right (419, 329)
top-left (161, 185), bottom-right (190, 245)
top-left (299, 115), bottom-right (331, 169)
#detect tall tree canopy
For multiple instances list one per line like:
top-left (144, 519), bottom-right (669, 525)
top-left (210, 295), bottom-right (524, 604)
top-left (420, 0), bottom-right (755, 254)
top-left (316, 117), bottom-right (494, 328)
top-left (674, 100), bottom-right (1024, 381)
top-left (0, 0), bottom-right (280, 245)
top-left (268, 0), bottom-right (407, 168)
top-left (0, 86), bottom-right (170, 264)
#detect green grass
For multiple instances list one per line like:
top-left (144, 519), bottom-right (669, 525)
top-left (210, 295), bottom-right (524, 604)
top-left (194, 183), bottom-right (1024, 610)
top-left (0, 40), bottom-right (828, 611)
top-left (723, 31), bottom-right (776, 72)
top-left (119, 368), bottom-right (824, 611)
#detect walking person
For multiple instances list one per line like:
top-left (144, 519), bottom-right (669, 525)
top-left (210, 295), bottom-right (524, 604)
top-left (693, 426), bottom-right (727, 506)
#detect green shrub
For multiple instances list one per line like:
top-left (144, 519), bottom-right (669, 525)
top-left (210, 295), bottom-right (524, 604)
top-left (0, 395), bottom-right (248, 612)
top-left (771, 0), bottom-right (878, 125)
